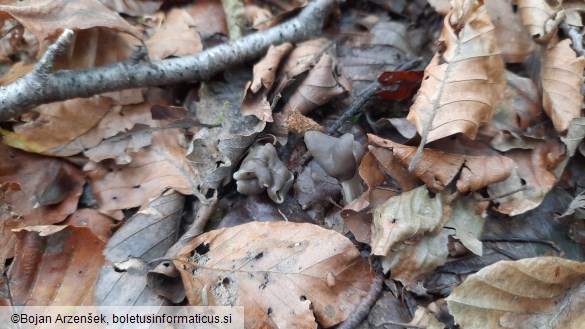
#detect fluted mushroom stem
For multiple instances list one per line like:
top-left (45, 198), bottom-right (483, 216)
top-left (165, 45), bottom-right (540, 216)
top-left (340, 174), bottom-right (364, 204)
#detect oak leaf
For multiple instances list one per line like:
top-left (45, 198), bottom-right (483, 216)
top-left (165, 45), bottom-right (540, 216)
top-left (173, 221), bottom-right (375, 329)
top-left (406, 0), bottom-right (505, 148)
top-left (447, 257), bottom-right (585, 329)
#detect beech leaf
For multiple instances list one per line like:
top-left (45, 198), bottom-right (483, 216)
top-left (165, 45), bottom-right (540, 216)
top-left (1, 225), bottom-right (104, 306)
top-left (173, 221), bottom-right (375, 329)
top-left (406, 0), bottom-right (505, 149)
top-left (0, 0), bottom-right (141, 41)
top-left (541, 39), bottom-right (585, 133)
top-left (370, 185), bottom-right (443, 257)
top-left (369, 134), bottom-right (514, 193)
top-left (447, 257), bottom-right (585, 329)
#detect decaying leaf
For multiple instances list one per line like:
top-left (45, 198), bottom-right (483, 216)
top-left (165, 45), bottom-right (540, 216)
top-left (174, 221), bottom-right (375, 328)
top-left (558, 191), bottom-right (585, 220)
top-left (562, 118), bottom-right (585, 157)
top-left (99, 0), bottom-right (161, 16)
top-left (95, 192), bottom-right (184, 305)
top-left (369, 135), bottom-right (514, 193)
top-left (447, 257), bottom-right (585, 329)
top-left (0, 144), bottom-right (84, 273)
top-left (446, 196), bottom-right (486, 256)
top-left (282, 53), bottom-right (350, 115)
top-left (485, 0), bottom-right (534, 63)
top-left (370, 185), bottom-right (444, 257)
top-left (1, 96), bottom-right (113, 154)
top-left (0, 0), bottom-right (141, 41)
top-left (242, 42), bottom-right (293, 122)
top-left (2, 225), bottom-right (104, 306)
top-left (145, 8), bottom-right (203, 60)
top-left (517, 0), bottom-right (563, 44)
top-left (487, 140), bottom-right (564, 216)
top-left (270, 38), bottom-right (330, 99)
top-left (87, 128), bottom-right (194, 215)
top-left (407, 0), bottom-right (505, 148)
top-left (541, 39), bottom-right (585, 133)
top-left (381, 228), bottom-right (452, 287)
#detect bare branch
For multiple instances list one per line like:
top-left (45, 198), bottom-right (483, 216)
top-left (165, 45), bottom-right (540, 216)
top-left (0, 0), bottom-right (337, 121)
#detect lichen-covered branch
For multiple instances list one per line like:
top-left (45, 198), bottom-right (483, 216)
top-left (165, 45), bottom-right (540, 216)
top-left (0, 0), bottom-right (336, 121)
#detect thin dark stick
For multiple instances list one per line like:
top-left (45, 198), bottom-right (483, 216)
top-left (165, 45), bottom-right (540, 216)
top-left (475, 186), bottom-right (529, 202)
top-left (326, 58), bottom-right (422, 135)
top-left (336, 273), bottom-right (384, 329)
top-left (482, 237), bottom-right (564, 256)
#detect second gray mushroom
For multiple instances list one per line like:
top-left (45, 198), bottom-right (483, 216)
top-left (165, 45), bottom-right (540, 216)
top-left (304, 131), bottom-right (365, 204)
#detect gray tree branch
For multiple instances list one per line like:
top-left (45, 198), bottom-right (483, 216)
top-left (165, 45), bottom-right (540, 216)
top-left (0, 0), bottom-right (336, 121)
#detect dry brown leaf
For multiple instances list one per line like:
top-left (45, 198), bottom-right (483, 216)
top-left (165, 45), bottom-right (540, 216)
top-left (381, 228), bottom-right (451, 287)
top-left (245, 4), bottom-right (273, 31)
top-left (562, 117), bottom-right (585, 157)
top-left (0, 144), bottom-right (84, 273)
top-left (517, 0), bottom-right (563, 44)
top-left (242, 42), bottom-right (293, 122)
top-left (490, 71), bottom-right (547, 134)
top-left (485, 0), bottom-right (534, 63)
top-left (54, 28), bottom-right (136, 70)
top-left (282, 53), bottom-right (350, 115)
top-left (487, 140), bottom-right (564, 216)
top-left (1, 225), bottom-right (104, 306)
top-left (98, 0), bottom-right (161, 16)
top-left (46, 88), bottom-right (166, 158)
top-left (1, 96), bottom-right (113, 154)
top-left (427, 0), bottom-right (450, 15)
top-left (408, 306), bottom-right (446, 329)
top-left (271, 38), bottom-right (330, 100)
top-left (0, 0), bottom-right (141, 41)
top-left (145, 8), bottom-right (203, 60)
top-left (95, 192), bottom-right (184, 305)
top-left (447, 257), bottom-right (585, 329)
top-left (87, 128), bottom-right (193, 215)
top-left (174, 221), bottom-right (375, 329)
top-left (186, 0), bottom-right (228, 41)
top-left (370, 185), bottom-right (444, 257)
top-left (62, 208), bottom-right (115, 243)
top-left (369, 135), bottom-right (514, 193)
top-left (541, 39), bottom-right (585, 133)
top-left (407, 0), bottom-right (505, 146)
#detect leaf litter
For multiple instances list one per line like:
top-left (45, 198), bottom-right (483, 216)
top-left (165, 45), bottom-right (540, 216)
top-left (0, 0), bottom-right (584, 328)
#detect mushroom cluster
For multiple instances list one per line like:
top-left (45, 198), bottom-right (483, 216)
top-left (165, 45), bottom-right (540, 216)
top-left (304, 131), bottom-right (365, 204)
top-left (233, 143), bottom-right (294, 204)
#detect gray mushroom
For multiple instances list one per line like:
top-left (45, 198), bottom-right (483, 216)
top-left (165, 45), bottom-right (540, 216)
top-left (304, 131), bottom-right (365, 204)
top-left (233, 143), bottom-right (294, 204)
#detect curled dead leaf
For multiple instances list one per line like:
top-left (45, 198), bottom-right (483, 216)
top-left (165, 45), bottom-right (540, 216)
top-left (541, 39), bottom-right (585, 133)
top-left (407, 0), bottom-right (505, 148)
top-left (447, 257), bottom-right (585, 329)
top-left (517, 0), bottom-right (564, 44)
top-left (369, 134), bottom-right (514, 193)
top-left (282, 53), bottom-right (351, 115)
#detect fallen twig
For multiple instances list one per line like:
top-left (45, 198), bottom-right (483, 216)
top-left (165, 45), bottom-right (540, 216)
top-left (482, 236), bottom-right (564, 257)
top-left (326, 58), bottom-right (422, 135)
top-left (0, 0), bottom-right (337, 121)
top-left (336, 273), bottom-right (384, 329)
